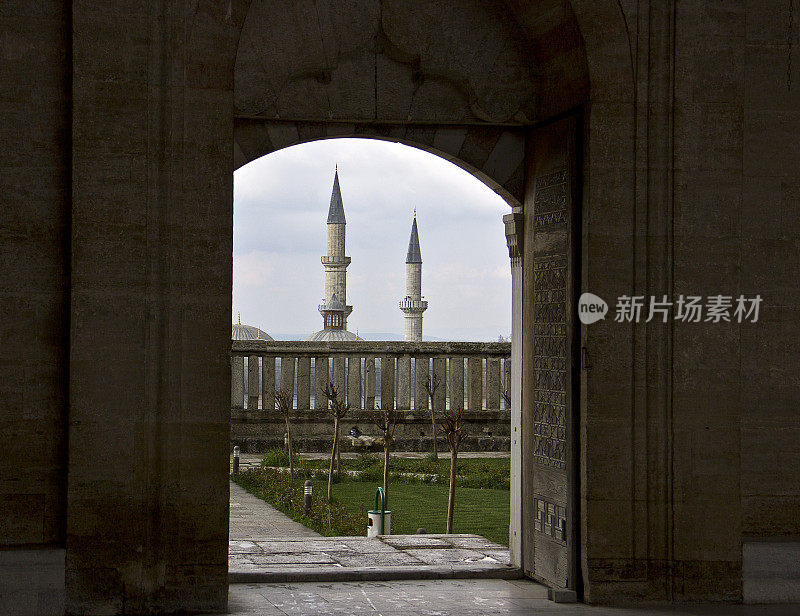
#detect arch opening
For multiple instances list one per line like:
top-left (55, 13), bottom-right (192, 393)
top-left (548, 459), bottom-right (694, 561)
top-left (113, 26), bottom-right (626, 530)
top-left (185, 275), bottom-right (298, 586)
top-left (229, 138), bottom-right (517, 560)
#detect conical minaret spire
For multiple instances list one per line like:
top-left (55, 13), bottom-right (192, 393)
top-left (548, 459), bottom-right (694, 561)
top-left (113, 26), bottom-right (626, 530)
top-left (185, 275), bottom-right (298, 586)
top-left (319, 168), bottom-right (352, 330)
top-left (327, 166), bottom-right (346, 224)
top-left (406, 213), bottom-right (422, 264)
top-left (399, 210), bottom-right (428, 341)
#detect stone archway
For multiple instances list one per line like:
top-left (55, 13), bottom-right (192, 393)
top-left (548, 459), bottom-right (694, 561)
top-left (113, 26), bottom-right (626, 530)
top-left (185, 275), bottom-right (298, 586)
top-left (65, 1), bottom-right (644, 613)
top-left (224, 1), bottom-right (597, 597)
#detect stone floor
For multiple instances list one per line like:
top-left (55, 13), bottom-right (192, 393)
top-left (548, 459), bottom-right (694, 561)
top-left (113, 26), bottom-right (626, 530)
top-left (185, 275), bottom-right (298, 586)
top-left (222, 579), bottom-right (800, 616)
top-left (230, 534), bottom-right (518, 583)
top-left (229, 480), bottom-right (516, 582)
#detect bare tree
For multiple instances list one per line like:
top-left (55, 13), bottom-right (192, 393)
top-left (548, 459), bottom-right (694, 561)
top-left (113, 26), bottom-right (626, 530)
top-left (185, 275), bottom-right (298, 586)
top-left (321, 381), bottom-right (350, 500)
top-left (274, 388), bottom-right (296, 481)
top-left (500, 381), bottom-right (511, 410)
top-left (423, 371), bottom-right (441, 460)
top-left (362, 406), bottom-right (400, 500)
top-left (440, 407), bottom-right (466, 534)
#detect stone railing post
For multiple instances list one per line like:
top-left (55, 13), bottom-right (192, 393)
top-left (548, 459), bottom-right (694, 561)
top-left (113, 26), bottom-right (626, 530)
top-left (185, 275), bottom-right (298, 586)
top-left (297, 356), bottom-right (311, 410)
top-left (314, 356), bottom-right (328, 410)
top-left (486, 357), bottom-right (501, 410)
top-left (348, 355), bottom-right (362, 410)
top-left (262, 356), bottom-right (275, 412)
top-left (364, 357), bottom-right (376, 410)
top-left (231, 354), bottom-right (244, 410)
top-left (414, 355), bottom-right (429, 412)
top-left (468, 357), bottom-right (482, 411)
top-left (396, 354), bottom-right (412, 410)
top-left (380, 354), bottom-right (395, 410)
top-left (504, 208), bottom-right (524, 567)
top-left (332, 356), bottom-right (346, 398)
top-left (280, 356), bottom-right (296, 406)
top-left (449, 356), bottom-right (464, 411)
top-left (432, 357), bottom-right (446, 411)
top-left (248, 355), bottom-right (259, 410)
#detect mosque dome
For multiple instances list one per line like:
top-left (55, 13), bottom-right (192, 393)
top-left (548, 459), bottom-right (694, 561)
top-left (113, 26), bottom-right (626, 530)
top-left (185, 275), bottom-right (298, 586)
top-left (305, 328), bottom-right (360, 342)
top-left (232, 315), bottom-right (273, 341)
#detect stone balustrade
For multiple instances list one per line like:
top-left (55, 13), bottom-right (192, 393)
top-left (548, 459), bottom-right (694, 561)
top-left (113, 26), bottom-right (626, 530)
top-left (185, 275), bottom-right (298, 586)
top-left (231, 340), bottom-right (511, 453)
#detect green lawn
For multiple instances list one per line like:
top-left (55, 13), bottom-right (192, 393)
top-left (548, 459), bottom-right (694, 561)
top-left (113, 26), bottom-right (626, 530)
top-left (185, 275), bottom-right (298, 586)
top-left (311, 478), bottom-right (510, 546)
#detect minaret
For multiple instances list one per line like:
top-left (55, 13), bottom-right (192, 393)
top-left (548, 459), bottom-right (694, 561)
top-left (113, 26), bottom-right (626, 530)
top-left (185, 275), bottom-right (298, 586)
top-left (319, 167), bottom-right (353, 329)
top-left (399, 210), bottom-right (428, 341)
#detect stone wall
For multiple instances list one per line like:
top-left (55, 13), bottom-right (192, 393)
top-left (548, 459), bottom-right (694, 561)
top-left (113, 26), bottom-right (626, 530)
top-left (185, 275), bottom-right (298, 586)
top-left (0, 0), bottom-right (70, 548)
top-left (0, 0), bottom-right (799, 613)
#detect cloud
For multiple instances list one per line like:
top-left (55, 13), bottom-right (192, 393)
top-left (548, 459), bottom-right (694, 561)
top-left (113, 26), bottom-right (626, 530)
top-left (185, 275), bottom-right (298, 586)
top-left (233, 138), bottom-right (511, 341)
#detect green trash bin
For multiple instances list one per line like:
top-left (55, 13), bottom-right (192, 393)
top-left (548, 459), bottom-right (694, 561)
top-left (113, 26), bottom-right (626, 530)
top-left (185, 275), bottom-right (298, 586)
top-left (367, 487), bottom-right (392, 537)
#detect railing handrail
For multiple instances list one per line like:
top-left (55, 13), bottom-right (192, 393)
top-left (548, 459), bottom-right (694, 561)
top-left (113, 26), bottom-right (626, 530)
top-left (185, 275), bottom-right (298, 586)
top-left (232, 340), bottom-right (511, 357)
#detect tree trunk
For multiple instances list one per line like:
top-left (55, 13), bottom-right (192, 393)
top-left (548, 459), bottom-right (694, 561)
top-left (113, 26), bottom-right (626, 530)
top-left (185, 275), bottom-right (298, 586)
top-left (285, 416), bottom-right (294, 482)
top-left (336, 433), bottom-right (341, 479)
top-left (430, 411), bottom-right (438, 460)
top-left (383, 440), bottom-right (390, 502)
top-left (328, 417), bottom-right (339, 500)
top-left (446, 449), bottom-right (457, 533)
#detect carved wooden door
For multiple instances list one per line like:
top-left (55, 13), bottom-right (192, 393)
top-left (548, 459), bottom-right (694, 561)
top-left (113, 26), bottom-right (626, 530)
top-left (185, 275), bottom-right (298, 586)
top-left (522, 115), bottom-right (580, 594)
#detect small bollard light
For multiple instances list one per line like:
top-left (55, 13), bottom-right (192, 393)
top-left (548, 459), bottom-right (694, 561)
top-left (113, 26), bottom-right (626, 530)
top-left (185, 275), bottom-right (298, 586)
top-left (304, 480), bottom-right (313, 515)
top-left (232, 446), bottom-right (240, 476)
top-left (416, 528), bottom-right (427, 534)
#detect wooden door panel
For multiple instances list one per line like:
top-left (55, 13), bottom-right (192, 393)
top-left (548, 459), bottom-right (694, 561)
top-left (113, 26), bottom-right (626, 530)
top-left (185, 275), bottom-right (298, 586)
top-left (522, 114), bottom-right (579, 592)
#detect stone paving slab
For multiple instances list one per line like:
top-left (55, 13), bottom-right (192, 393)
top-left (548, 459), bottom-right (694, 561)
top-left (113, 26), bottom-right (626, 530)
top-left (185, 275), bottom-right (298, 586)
top-left (229, 534), bottom-right (519, 583)
top-left (381, 535), bottom-right (452, 549)
top-left (404, 548), bottom-right (497, 565)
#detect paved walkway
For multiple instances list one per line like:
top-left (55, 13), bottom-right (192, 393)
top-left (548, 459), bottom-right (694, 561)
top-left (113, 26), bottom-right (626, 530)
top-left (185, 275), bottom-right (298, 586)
top-left (230, 481), bottom-right (321, 539)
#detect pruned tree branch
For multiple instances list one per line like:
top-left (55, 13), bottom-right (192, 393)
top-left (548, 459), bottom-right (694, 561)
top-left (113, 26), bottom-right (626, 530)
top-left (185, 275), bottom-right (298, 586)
top-left (440, 407), bottom-right (466, 533)
top-left (274, 388), bottom-right (296, 481)
top-left (321, 381), bottom-right (350, 499)
top-left (423, 371), bottom-right (441, 459)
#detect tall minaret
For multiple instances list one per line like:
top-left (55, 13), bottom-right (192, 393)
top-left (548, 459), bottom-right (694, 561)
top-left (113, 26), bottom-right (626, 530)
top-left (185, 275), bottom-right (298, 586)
top-left (399, 210), bottom-right (428, 341)
top-left (319, 167), bottom-right (353, 329)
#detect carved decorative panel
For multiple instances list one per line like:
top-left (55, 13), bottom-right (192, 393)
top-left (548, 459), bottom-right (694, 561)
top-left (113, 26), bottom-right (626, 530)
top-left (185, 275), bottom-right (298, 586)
top-left (534, 497), bottom-right (567, 544)
top-left (533, 170), bottom-right (568, 228)
top-left (531, 168), bottom-right (568, 471)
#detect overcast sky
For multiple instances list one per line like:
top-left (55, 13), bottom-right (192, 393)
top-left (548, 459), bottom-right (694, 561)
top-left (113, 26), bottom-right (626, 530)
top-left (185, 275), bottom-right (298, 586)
top-left (233, 138), bottom-right (512, 341)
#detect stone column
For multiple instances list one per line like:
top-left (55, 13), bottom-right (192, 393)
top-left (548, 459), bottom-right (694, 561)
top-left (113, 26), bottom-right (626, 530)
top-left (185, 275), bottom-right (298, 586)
top-left (504, 209), bottom-right (524, 567)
